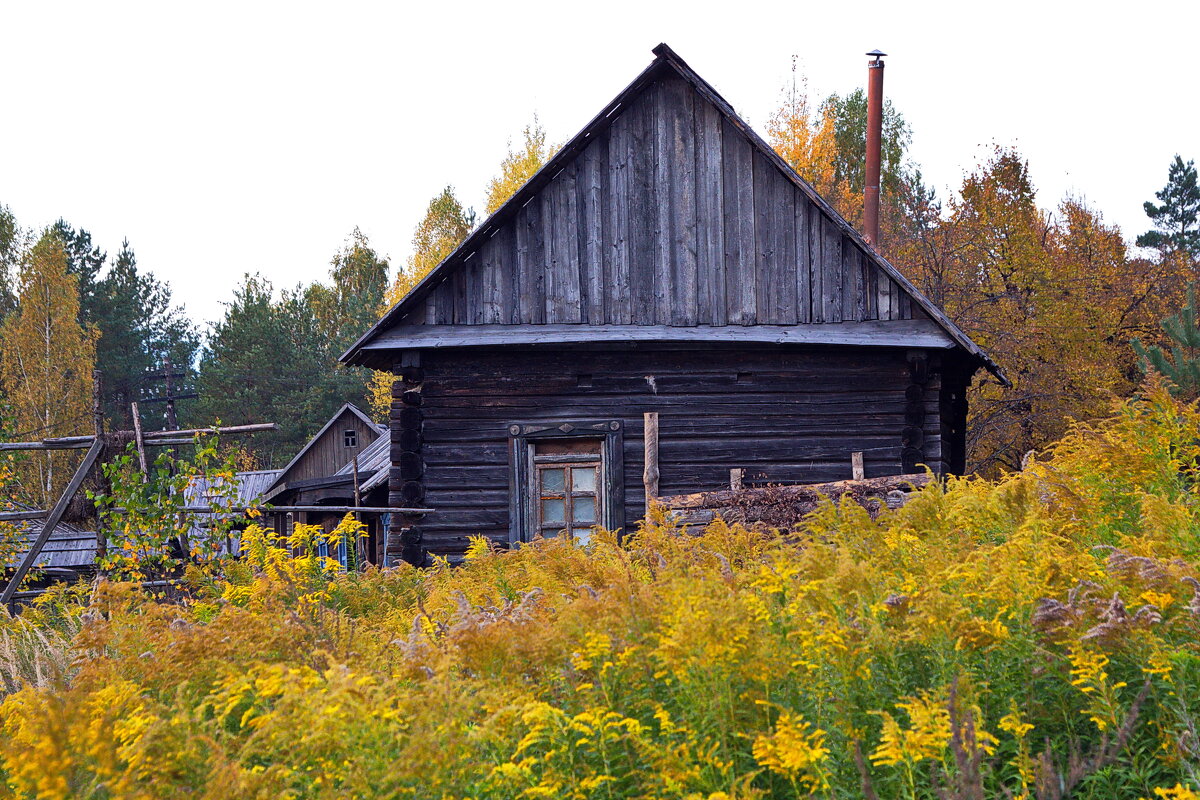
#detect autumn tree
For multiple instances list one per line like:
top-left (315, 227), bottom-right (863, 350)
top-left (766, 66), bottom-right (915, 246)
top-left (484, 118), bottom-right (557, 215)
top-left (0, 232), bottom-right (96, 505)
top-left (1137, 155), bottom-right (1200, 267)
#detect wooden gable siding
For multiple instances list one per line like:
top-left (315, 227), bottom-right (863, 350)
top-left (397, 346), bottom-right (956, 559)
top-left (285, 410), bottom-right (380, 485)
top-left (402, 75), bottom-right (911, 331)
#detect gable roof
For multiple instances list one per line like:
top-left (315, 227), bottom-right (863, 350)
top-left (264, 403), bottom-right (382, 495)
top-left (344, 44), bottom-right (1004, 385)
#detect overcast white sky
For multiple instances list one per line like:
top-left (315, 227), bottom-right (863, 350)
top-left (1, 0), bottom-right (1196, 329)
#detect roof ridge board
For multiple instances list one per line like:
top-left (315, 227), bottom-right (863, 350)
top-left (340, 54), bottom-right (676, 364)
top-left (651, 47), bottom-right (1006, 385)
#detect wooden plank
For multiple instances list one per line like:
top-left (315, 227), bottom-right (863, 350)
top-left (2, 439), bottom-right (104, 606)
top-left (627, 88), bottom-right (656, 324)
top-left (821, 216), bottom-right (843, 323)
top-left (795, 195), bottom-right (812, 323)
top-left (607, 107), bottom-right (633, 324)
top-left (694, 97), bottom-right (725, 325)
top-left (808, 202), bottom-right (824, 322)
top-left (876, 259), bottom-right (893, 322)
top-left (580, 137), bottom-right (607, 325)
top-left (844, 240), bottom-right (865, 322)
top-left (665, 76), bottom-right (698, 326)
top-left (544, 165), bottom-right (582, 323)
top-left (774, 160), bottom-right (798, 323)
top-left (722, 117), bottom-right (756, 325)
top-left (516, 199), bottom-right (546, 324)
top-left (652, 80), bottom-right (672, 325)
top-left (365, 319), bottom-right (957, 350)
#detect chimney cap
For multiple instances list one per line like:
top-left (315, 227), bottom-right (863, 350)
top-left (867, 49), bottom-right (887, 59)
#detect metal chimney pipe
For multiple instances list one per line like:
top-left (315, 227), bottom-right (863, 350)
top-left (864, 49), bottom-right (886, 246)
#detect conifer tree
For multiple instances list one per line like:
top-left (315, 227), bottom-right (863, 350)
top-left (1133, 285), bottom-right (1200, 400)
top-left (1137, 155), bottom-right (1200, 264)
top-left (0, 232), bottom-right (96, 505)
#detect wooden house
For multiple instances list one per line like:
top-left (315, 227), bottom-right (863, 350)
top-left (261, 403), bottom-right (391, 559)
top-left (341, 44), bottom-right (1004, 566)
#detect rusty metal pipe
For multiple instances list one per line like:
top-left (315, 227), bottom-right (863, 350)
top-left (864, 50), bottom-right (886, 246)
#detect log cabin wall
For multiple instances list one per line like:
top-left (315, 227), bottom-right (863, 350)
top-left (397, 345), bottom-right (961, 561)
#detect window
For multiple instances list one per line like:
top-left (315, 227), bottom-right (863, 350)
top-left (343, 429), bottom-right (357, 448)
top-left (534, 440), bottom-right (601, 543)
top-left (508, 420), bottom-right (624, 545)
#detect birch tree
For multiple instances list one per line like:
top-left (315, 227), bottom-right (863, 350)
top-left (0, 232), bottom-right (96, 504)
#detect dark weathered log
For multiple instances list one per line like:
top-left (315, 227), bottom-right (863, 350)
top-left (660, 473), bottom-right (931, 510)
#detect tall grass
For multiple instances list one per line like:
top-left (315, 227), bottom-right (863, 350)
top-left (0, 383), bottom-right (1198, 798)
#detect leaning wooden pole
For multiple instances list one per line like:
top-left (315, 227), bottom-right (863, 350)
top-left (2, 439), bottom-right (105, 608)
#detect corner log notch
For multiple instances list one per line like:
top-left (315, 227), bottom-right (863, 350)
top-left (658, 473), bottom-right (931, 529)
top-left (389, 352), bottom-right (426, 566)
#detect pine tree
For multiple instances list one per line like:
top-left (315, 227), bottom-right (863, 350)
top-left (1133, 285), bottom-right (1200, 400)
top-left (1136, 155), bottom-right (1200, 263)
top-left (96, 240), bottom-right (199, 429)
top-left (0, 231), bottom-right (97, 505)
top-left (50, 220), bottom-right (107, 326)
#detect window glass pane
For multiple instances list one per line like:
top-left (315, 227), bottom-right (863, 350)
top-left (541, 468), bottom-right (565, 493)
top-left (542, 498), bottom-right (565, 525)
top-left (573, 527), bottom-right (592, 545)
top-left (573, 496), bottom-right (597, 524)
top-left (572, 466), bottom-right (597, 493)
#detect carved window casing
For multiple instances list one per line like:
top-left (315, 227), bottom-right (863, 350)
top-left (507, 420), bottom-right (624, 545)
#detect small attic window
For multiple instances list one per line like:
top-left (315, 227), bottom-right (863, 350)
top-left (343, 429), bottom-right (357, 448)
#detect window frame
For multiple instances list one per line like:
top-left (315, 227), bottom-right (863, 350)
top-left (343, 429), bottom-right (358, 448)
top-left (507, 420), bottom-right (624, 546)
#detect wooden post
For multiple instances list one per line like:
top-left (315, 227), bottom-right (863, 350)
top-left (92, 369), bottom-right (104, 437)
top-left (851, 451), bottom-right (865, 481)
top-left (130, 402), bottom-right (148, 474)
top-left (351, 453), bottom-right (365, 569)
top-left (643, 412), bottom-right (659, 510)
top-left (92, 369), bottom-right (106, 560)
top-left (730, 468), bottom-right (744, 490)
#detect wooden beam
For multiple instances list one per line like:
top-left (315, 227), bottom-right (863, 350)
top-left (0, 422), bottom-right (278, 452)
top-left (0, 510), bottom-right (48, 522)
top-left (131, 402), bottom-right (148, 473)
top-left (2, 439), bottom-right (105, 607)
top-left (141, 422), bottom-right (277, 439)
top-left (851, 451), bottom-right (865, 481)
top-left (112, 505), bottom-right (432, 515)
top-left (0, 440), bottom-right (92, 452)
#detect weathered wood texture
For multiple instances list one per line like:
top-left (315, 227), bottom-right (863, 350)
top-left (280, 407), bottom-right (381, 486)
top-left (658, 472), bottom-right (932, 528)
top-left (397, 75), bottom-right (913, 334)
top-left (399, 346), bottom-right (962, 560)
